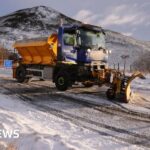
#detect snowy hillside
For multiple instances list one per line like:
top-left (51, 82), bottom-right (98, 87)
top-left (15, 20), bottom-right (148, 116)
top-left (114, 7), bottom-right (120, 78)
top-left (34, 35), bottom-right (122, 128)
top-left (0, 6), bottom-right (149, 66)
top-left (106, 30), bottom-right (150, 66)
top-left (0, 6), bottom-right (80, 49)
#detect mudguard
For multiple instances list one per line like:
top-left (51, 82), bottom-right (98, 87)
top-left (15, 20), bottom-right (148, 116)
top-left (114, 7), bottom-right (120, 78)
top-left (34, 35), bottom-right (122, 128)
top-left (125, 71), bottom-right (145, 103)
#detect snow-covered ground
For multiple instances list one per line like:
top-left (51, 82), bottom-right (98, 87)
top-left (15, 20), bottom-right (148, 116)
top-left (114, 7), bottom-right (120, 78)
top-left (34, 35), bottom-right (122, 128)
top-left (0, 89), bottom-right (143, 150)
top-left (0, 67), bottom-right (12, 77)
top-left (0, 68), bottom-right (150, 150)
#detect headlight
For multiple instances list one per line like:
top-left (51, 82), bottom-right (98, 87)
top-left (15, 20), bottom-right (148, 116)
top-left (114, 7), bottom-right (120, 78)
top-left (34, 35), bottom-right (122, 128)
top-left (86, 49), bottom-right (91, 57)
top-left (109, 50), bottom-right (112, 54)
top-left (87, 49), bottom-right (91, 53)
top-left (103, 49), bottom-right (111, 54)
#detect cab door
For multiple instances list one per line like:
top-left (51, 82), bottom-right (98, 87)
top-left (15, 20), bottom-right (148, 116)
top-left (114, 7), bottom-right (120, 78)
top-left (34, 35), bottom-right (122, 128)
top-left (62, 29), bottom-right (77, 63)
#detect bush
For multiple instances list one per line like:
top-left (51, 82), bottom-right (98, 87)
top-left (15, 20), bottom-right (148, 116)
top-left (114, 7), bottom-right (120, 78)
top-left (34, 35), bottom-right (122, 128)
top-left (0, 46), bottom-right (11, 66)
top-left (0, 46), bottom-right (9, 58)
top-left (132, 51), bottom-right (150, 72)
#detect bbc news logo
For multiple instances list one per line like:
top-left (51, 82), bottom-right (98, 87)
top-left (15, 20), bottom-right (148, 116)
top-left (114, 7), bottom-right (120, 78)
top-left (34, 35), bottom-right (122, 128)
top-left (0, 129), bottom-right (20, 139)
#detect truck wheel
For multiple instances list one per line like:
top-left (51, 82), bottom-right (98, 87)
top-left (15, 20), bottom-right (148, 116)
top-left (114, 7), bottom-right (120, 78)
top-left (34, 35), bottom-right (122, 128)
top-left (55, 72), bottom-right (71, 91)
top-left (120, 92), bottom-right (131, 103)
top-left (106, 88), bottom-right (116, 100)
top-left (16, 66), bottom-right (27, 83)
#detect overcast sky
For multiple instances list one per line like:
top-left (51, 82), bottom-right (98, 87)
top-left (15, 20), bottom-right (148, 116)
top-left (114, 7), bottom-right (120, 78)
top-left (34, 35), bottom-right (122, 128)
top-left (0, 0), bottom-right (150, 41)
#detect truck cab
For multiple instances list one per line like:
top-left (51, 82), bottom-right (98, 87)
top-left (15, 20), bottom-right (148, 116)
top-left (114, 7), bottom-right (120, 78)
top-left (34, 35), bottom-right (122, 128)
top-left (54, 24), bottom-right (110, 90)
top-left (58, 24), bottom-right (108, 66)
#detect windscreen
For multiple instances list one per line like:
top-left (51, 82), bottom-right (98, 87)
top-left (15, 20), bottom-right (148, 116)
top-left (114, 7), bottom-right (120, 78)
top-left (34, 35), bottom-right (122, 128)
top-left (79, 29), bottom-right (105, 49)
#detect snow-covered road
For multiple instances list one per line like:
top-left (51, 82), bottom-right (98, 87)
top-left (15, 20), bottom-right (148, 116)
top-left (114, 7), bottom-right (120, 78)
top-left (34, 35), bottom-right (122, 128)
top-left (0, 68), bottom-right (150, 150)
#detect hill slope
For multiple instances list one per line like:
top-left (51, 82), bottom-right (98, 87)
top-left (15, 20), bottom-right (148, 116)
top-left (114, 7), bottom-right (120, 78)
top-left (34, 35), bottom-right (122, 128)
top-left (0, 6), bottom-right (80, 49)
top-left (0, 6), bottom-right (149, 66)
top-left (106, 30), bottom-right (150, 66)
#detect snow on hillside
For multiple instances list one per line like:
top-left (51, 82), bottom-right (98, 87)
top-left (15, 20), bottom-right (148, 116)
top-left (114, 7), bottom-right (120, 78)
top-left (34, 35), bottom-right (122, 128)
top-left (0, 6), bottom-right (79, 49)
top-left (106, 30), bottom-right (150, 66)
top-left (0, 6), bottom-right (149, 65)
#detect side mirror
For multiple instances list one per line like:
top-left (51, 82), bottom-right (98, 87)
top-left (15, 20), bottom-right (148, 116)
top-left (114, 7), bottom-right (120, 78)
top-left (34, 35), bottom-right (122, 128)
top-left (77, 37), bottom-right (81, 45)
top-left (76, 30), bottom-right (81, 47)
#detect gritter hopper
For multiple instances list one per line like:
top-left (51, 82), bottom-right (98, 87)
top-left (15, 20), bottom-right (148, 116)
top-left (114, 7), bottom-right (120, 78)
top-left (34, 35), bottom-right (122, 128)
top-left (14, 34), bottom-right (58, 65)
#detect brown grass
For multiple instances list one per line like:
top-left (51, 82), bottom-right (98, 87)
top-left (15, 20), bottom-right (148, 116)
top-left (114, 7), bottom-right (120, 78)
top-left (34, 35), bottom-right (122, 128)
top-left (6, 143), bottom-right (17, 150)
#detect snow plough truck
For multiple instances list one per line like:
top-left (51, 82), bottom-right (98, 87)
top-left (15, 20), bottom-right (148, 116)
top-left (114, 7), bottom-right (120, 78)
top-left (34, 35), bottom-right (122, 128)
top-left (12, 24), bottom-right (144, 103)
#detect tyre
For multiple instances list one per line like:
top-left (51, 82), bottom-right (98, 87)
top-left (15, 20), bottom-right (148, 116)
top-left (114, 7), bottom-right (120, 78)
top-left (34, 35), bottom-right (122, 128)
top-left (120, 92), bottom-right (131, 103)
top-left (106, 88), bottom-right (116, 100)
top-left (55, 72), bottom-right (71, 91)
top-left (16, 66), bottom-right (27, 83)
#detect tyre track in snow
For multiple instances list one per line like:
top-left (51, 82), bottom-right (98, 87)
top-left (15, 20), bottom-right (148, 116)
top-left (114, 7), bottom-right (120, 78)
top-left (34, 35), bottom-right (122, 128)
top-left (7, 92), bottom-right (150, 148)
top-left (21, 80), bottom-right (150, 121)
top-left (1, 78), bottom-right (150, 148)
top-left (2, 78), bottom-right (150, 122)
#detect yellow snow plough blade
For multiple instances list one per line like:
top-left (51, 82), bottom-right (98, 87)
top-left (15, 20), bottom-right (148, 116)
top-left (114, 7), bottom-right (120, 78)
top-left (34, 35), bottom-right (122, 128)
top-left (125, 71), bottom-right (145, 103)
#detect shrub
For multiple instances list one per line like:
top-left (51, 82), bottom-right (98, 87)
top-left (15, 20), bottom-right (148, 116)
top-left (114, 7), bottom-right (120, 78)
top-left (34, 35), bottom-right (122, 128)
top-left (132, 51), bottom-right (150, 72)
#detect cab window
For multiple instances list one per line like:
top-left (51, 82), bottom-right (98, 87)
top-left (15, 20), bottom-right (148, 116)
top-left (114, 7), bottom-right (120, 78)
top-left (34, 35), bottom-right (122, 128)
top-left (63, 30), bottom-right (76, 46)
